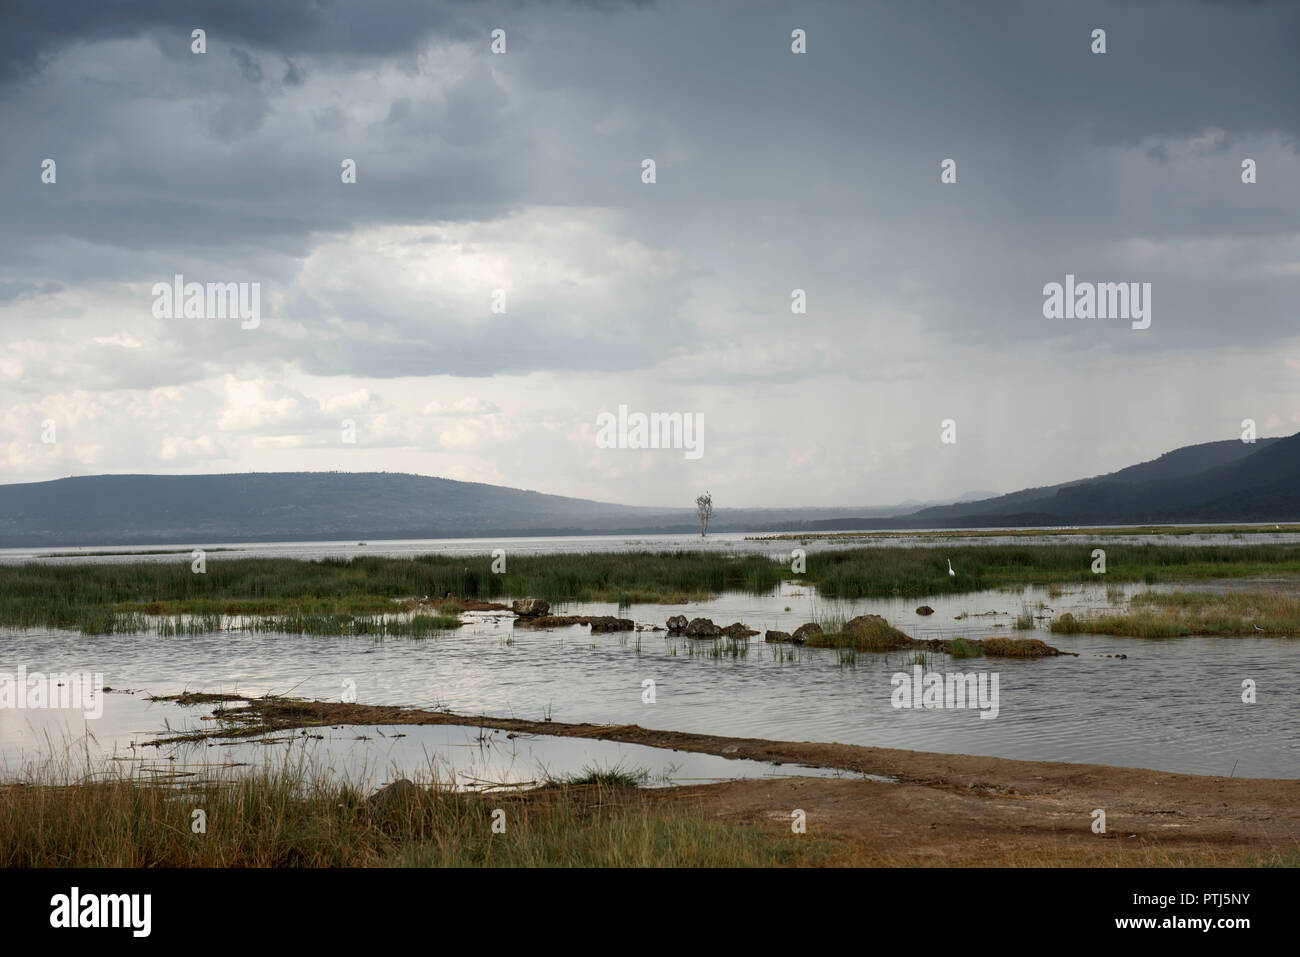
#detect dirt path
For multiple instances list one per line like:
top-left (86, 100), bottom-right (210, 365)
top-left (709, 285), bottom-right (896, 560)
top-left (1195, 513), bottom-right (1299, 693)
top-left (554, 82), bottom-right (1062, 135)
top-left (160, 697), bottom-right (1300, 865)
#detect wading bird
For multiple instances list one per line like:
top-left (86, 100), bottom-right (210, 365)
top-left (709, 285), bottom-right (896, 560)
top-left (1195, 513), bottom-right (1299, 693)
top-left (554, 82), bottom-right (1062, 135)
top-left (947, 559), bottom-right (956, 577)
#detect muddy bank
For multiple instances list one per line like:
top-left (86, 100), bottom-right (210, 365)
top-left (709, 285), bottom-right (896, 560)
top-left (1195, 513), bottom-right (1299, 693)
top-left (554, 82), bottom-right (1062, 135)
top-left (149, 695), bottom-right (1300, 865)
top-left (153, 695), bottom-right (1295, 797)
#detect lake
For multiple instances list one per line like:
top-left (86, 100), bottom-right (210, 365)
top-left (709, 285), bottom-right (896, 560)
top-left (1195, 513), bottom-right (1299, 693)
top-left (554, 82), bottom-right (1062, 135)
top-left (2, 575), bottom-right (1296, 783)
top-left (4, 524), bottom-right (1300, 565)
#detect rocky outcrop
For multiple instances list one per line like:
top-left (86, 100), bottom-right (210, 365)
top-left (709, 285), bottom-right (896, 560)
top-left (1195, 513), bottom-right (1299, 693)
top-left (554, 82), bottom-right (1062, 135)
top-left (684, 617), bottom-right (723, 638)
top-left (760, 615), bottom-right (1075, 658)
top-left (511, 598), bottom-right (550, 618)
top-left (667, 616), bottom-right (754, 638)
top-left (588, 616), bottom-right (636, 633)
top-left (845, 614), bottom-right (887, 630)
top-left (791, 622), bottom-right (823, 645)
top-left (843, 615), bottom-right (914, 650)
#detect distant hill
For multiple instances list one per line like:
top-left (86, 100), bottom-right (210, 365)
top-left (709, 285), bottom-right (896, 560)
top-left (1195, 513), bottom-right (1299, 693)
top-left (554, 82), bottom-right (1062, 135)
top-left (2, 435), bottom-right (1296, 546)
top-left (0, 472), bottom-right (901, 546)
top-left (829, 435), bottom-right (1298, 529)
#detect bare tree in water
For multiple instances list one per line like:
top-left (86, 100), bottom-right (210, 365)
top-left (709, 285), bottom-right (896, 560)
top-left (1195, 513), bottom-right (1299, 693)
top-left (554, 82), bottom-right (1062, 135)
top-left (695, 491), bottom-right (713, 538)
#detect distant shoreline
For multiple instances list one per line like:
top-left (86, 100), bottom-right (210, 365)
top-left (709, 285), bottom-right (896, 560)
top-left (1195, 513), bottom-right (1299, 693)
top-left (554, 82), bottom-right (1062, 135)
top-left (7, 521), bottom-right (1300, 558)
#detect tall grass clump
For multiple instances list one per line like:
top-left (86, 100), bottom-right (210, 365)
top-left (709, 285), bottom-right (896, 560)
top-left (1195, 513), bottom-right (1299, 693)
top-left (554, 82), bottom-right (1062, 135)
top-left (946, 638), bottom-right (984, 659)
top-left (554, 762), bottom-right (651, 789)
top-left (1051, 590), bottom-right (1300, 638)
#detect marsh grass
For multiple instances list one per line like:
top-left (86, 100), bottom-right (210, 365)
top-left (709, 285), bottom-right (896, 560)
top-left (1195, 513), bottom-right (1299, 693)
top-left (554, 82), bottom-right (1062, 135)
top-left (947, 638), bottom-right (983, 659)
top-left (1051, 590), bottom-right (1300, 638)
top-left (243, 612), bottom-right (461, 637)
top-left (556, 762), bottom-right (651, 789)
top-left (708, 637), bottom-right (750, 659)
top-left (1014, 605), bottom-right (1035, 630)
top-left (0, 763), bottom-right (821, 868)
top-left (8, 544), bottom-right (1300, 635)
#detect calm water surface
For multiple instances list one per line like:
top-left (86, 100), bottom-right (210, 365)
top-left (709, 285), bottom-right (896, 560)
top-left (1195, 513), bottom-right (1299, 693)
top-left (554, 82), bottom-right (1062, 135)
top-left (2, 580), bottom-right (1296, 781)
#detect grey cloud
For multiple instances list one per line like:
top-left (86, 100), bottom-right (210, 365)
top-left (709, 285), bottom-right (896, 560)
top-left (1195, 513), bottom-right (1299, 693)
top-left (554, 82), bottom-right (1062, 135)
top-left (0, 0), bottom-right (474, 85)
top-left (0, 0), bottom-right (1296, 390)
top-left (229, 47), bottom-right (263, 83)
top-left (282, 58), bottom-right (305, 86)
top-left (0, 280), bottom-right (63, 303)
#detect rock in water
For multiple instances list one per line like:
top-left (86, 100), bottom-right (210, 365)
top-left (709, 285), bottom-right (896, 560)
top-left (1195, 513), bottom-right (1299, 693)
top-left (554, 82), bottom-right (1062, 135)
top-left (666, 615), bottom-right (688, 633)
top-left (843, 615), bottom-right (914, 650)
top-left (684, 617), bottom-right (723, 638)
top-left (791, 622), bottom-right (823, 645)
top-left (511, 598), bottom-right (550, 618)
top-left (587, 616), bottom-right (635, 633)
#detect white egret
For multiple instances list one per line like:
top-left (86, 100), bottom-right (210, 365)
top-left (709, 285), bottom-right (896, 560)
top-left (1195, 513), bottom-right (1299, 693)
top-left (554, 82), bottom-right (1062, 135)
top-left (947, 559), bottom-right (956, 577)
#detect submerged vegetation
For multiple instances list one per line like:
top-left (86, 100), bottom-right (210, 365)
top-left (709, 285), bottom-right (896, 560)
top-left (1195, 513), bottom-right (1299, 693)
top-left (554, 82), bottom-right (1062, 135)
top-left (1052, 589), bottom-right (1300, 638)
top-left (5, 544), bottom-right (1300, 636)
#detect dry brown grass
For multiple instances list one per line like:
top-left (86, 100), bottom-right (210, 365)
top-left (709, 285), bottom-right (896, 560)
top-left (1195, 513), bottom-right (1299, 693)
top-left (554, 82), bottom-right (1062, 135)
top-left (0, 767), bottom-right (829, 868)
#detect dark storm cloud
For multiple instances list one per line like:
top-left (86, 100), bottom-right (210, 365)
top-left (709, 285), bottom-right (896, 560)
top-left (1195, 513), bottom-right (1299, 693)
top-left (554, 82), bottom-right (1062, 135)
top-left (2, 0), bottom-right (1299, 502)
top-left (0, 0), bottom-right (475, 84)
top-left (0, 0), bottom-right (1296, 385)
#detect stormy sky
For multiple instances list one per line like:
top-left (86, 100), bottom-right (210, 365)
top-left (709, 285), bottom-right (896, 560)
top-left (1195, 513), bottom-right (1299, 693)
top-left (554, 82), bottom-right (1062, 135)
top-left (2, 0), bottom-right (1298, 508)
